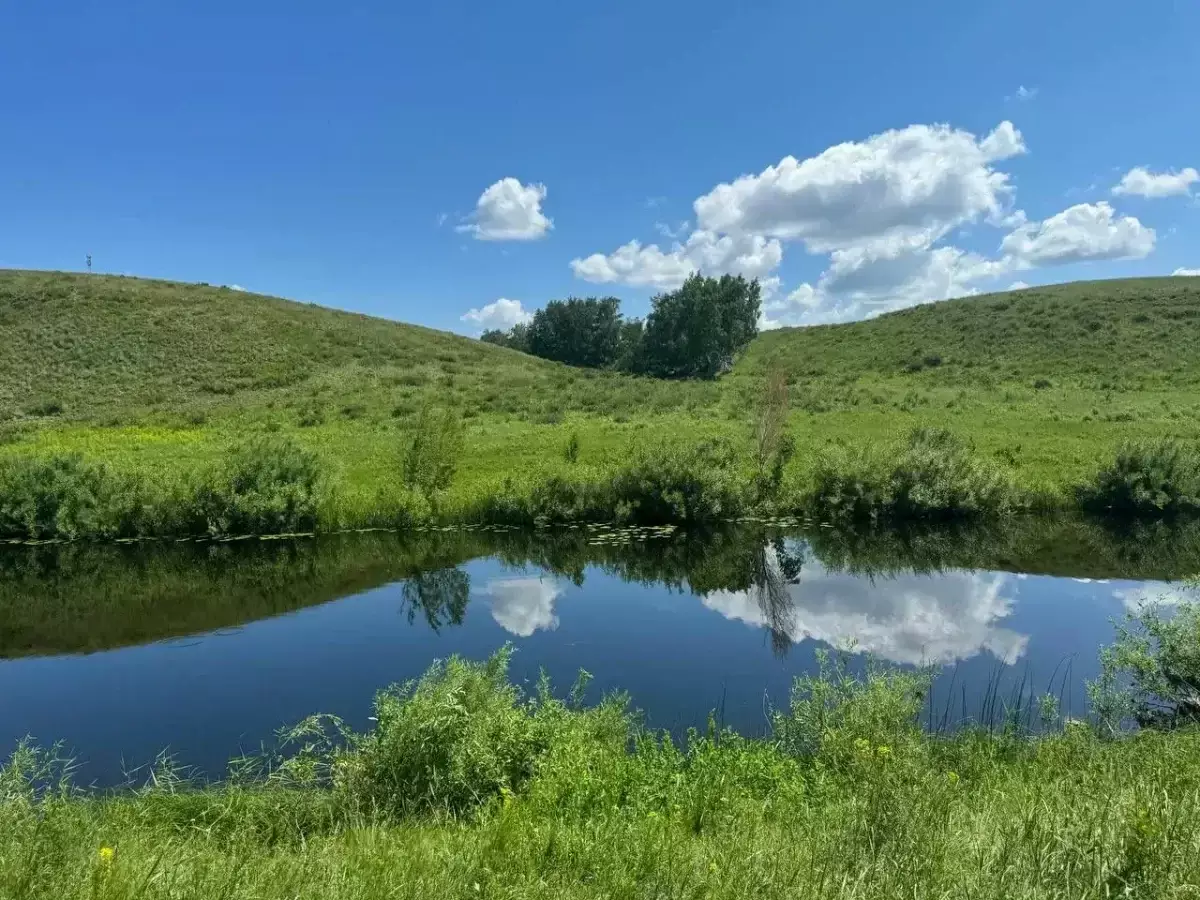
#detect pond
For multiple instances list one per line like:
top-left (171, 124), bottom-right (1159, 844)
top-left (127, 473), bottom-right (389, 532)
top-left (2, 517), bottom-right (1197, 786)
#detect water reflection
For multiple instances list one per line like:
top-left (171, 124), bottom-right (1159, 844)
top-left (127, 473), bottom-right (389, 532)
top-left (2, 515), bottom-right (1197, 785)
top-left (481, 577), bottom-right (563, 637)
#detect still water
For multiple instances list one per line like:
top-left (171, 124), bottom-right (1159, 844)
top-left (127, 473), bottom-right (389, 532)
top-left (1, 518), bottom-right (1197, 785)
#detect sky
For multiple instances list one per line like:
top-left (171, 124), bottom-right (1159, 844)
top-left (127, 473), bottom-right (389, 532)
top-left (2, 0), bottom-right (1198, 334)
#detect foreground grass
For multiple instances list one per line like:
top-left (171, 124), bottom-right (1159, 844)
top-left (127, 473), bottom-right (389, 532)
top-left (4, 644), bottom-right (1200, 899)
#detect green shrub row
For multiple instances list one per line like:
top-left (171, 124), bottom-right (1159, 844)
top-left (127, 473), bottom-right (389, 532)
top-left (4, 431), bottom-right (1200, 540)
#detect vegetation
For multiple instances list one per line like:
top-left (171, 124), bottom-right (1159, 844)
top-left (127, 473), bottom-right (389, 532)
top-left (808, 428), bottom-right (1019, 524)
top-left (1078, 439), bottom-right (1200, 518)
top-left (639, 274), bottom-right (761, 379)
top-left (527, 296), bottom-right (624, 369)
top-left (4, 270), bottom-right (1200, 537)
top-left (5, 615), bottom-right (1200, 899)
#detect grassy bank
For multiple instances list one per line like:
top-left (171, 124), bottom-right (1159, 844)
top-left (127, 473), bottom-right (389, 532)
top-left (4, 270), bottom-right (1200, 537)
top-left (4, 600), bottom-right (1200, 899)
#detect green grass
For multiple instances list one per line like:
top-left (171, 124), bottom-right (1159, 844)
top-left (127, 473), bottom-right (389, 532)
top-left (3, 269), bottom-right (1200, 535)
top-left (4, 641), bottom-right (1200, 899)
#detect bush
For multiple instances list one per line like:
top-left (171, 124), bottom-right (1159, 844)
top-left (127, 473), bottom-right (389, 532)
top-left (1077, 441), bottom-right (1200, 518)
top-left (334, 648), bottom-right (551, 818)
top-left (808, 428), bottom-right (1018, 524)
top-left (403, 404), bottom-right (465, 507)
top-left (608, 440), bottom-right (748, 523)
top-left (192, 437), bottom-right (324, 536)
top-left (1090, 594), bottom-right (1200, 733)
top-left (0, 454), bottom-right (154, 539)
top-left (24, 398), bottom-right (64, 417)
top-left (563, 431), bottom-right (581, 464)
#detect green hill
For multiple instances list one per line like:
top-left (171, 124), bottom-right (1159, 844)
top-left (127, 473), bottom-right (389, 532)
top-left (2, 268), bottom-right (1199, 506)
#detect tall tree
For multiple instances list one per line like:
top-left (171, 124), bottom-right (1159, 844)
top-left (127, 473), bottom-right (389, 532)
top-left (527, 297), bottom-right (622, 368)
top-left (640, 274), bottom-right (761, 378)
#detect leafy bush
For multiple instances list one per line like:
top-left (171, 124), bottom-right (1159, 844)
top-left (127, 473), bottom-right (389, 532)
top-left (1077, 441), bottom-right (1200, 518)
top-left (608, 440), bottom-right (748, 523)
top-left (334, 647), bottom-right (553, 818)
top-left (808, 428), bottom-right (1018, 523)
top-left (563, 431), bottom-right (581, 464)
top-left (403, 404), bottom-right (465, 508)
top-left (1090, 593), bottom-right (1200, 733)
top-left (192, 437), bottom-right (324, 536)
top-left (0, 454), bottom-right (154, 539)
top-left (640, 274), bottom-right (761, 379)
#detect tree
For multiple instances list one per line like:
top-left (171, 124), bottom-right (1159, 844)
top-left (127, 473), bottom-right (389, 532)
top-left (479, 322), bottom-right (530, 353)
top-left (616, 317), bottom-right (645, 372)
top-left (640, 274), bottom-right (761, 378)
top-left (527, 297), bottom-right (622, 368)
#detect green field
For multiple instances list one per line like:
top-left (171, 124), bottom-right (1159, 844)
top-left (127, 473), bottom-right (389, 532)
top-left (3, 269), bottom-right (1200, 533)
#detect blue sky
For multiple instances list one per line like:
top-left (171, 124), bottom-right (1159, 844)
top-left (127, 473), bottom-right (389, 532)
top-left (2, 0), bottom-right (1197, 333)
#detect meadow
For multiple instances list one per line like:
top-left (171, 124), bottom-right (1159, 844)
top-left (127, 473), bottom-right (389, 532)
top-left (4, 270), bottom-right (1200, 538)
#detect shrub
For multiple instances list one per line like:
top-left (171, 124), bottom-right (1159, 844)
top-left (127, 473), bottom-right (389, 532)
top-left (24, 398), bottom-right (64, 417)
top-left (563, 431), bottom-right (581, 464)
top-left (191, 437), bottom-right (324, 536)
top-left (1077, 441), bottom-right (1200, 518)
top-left (1033, 377), bottom-right (1053, 390)
top-left (334, 648), bottom-right (550, 818)
top-left (608, 440), bottom-right (748, 523)
top-left (1090, 594), bottom-right (1200, 733)
top-left (808, 428), bottom-right (1018, 523)
top-left (0, 454), bottom-right (154, 539)
top-left (403, 404), bottom-right (465, 508)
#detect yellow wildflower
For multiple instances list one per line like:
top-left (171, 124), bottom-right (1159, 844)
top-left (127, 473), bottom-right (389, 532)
top-left (876, 745), bottom-right (892, 759)
top-left (98, 846), bottom-right (115, 865)
top-left (853, 737), bottom-right (872, 756)
top-left (947, 771), bottom-right (960, 786)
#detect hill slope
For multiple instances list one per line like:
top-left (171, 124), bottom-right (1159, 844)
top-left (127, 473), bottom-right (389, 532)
top-left (740, 277), bottom-right (1200, 389)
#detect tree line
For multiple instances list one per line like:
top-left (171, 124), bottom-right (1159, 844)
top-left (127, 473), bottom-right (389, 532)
top-left (480, 273), bottom-right (762, 379)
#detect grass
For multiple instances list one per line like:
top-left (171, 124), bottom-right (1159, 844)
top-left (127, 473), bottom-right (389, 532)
top-left (3, 270), bottom-right (1200, 533)
top-left (4, 625), bottom-right (1200, 899)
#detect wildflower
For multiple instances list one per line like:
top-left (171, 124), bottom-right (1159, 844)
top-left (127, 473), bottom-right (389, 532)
top-left (98, 846), bottom-right (115, 866)
top-left (853, 737), bottom-right (872, 756)
top-left (947, 771), bottom-right (960, 786)
top-left (876, 745), bottom-right (892, 760)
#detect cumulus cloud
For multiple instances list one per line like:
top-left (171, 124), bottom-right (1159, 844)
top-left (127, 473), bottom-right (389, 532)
top-left (228, 284), bottom-right (247, 292)
top-left (1000, 202), bottom-right (1155, 266)
top-left (457, 178), bottom-right (552, 240)
top-left (571, 229), bottom-right (783, 291)
top-left (460, 298), bottom-right (533, 331)
top-left (1112, 166), bottom-right (1199, 199)
top-left (481, 577), bottom-right (562, 637)
top-left (1009, 280), bottom-right (1030, 290)
top-left (702, 561), bottom-right (1028, 666)
top-left (692, 121), bottom-right (1025, 252)
top-left (1174, 267), bottom-right (1200, 277)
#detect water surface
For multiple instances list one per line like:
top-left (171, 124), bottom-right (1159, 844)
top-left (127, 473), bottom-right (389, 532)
top-left (2, 518), bottom-right (1196, 785)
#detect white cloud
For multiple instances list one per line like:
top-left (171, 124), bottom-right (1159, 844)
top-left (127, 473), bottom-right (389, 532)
top-left (701, 557), bottom-right (1028, 666)
top-left (571, 229), bottom-right (783, 291)
top-left (1112, 166), bottom-right (1199, 199)
top-left (1009, 280), bottom-right (1030, 290)
top-left (481, 577), bottom-right (562, 637)
top-left (1001, 202), bottom-right (1156, 266)
top-left (1014, 85), bottom-right (1038, 101)
top-left (1112, 582), bottom-right (1192, 612)
top-left (1173, 267), bottom-right (1200, 277)
top-left (228, 284), bottom-right (246, 292)
top-left (457, 178), bottom-right (552, 241)
top-left (654, 220), bottom-right (690, 240)
top-left (460, 298), bottom-right (533, 331)
top-left (692, 121), bottom-right (1025, 253)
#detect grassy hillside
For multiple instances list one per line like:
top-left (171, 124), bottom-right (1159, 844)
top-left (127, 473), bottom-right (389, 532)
top-left (2, 268), bottom-right (1199, 527)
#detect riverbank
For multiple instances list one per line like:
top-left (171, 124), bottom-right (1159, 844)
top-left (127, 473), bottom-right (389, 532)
top-left (4, 629), bottom-right (1200, 899)
top-left (3, 426), bottom-right (1199, 541)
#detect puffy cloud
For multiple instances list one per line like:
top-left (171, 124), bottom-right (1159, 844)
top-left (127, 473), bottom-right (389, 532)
top-left (457, 178), bottom-right (552, 241)
top-left (481, 577), bottom-right (562, 637)
top-left (760, 283), bottom-right (819, 330)
top-left (692, 121), bottom-right (1025, 252)
top-left (1001, 202), bottom-right (1155, 266)
top-left (1112, 166), bottom-right (1199, 199)
top-left (1008, 280), bottom-right (1030, 290)
top-left (460, 298), bottom-right (533, 331)
top-left (702, 561), bottom-right (1028, 666)
top-left (1174, 267), bottom-right (1200, 277)
top-left (228, 284), bottom-right (247, 292)
top-left (570, 229), bottom-right (783, 291)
